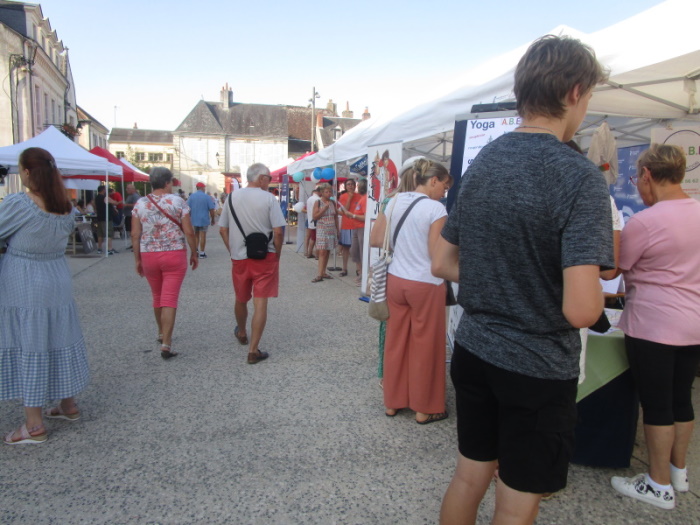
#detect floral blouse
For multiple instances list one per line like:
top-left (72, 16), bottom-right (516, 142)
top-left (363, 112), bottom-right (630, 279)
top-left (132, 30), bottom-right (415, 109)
top-left (132, 194), bottom-right (190, 252)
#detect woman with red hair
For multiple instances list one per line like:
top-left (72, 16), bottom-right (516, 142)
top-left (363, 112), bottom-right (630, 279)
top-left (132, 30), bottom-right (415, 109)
top-left (0, 147), bottom-right (89, 445)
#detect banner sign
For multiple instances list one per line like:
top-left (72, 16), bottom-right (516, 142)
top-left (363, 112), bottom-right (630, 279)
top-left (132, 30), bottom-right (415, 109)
top-left (651, 127), bottom-right (700, 199)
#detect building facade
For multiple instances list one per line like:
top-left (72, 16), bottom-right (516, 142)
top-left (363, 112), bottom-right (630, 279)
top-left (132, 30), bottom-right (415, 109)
top-left (0, 1), bottom-right (78, 146)
top-left (108, 127), bottom-right (175, 173)
top-left (172, 84), bottom-right (365, 193)
top-left (76, 106), bottom-right (108, 151)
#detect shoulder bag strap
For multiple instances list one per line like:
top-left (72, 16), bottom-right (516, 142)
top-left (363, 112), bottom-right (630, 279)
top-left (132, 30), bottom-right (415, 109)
top-left (227, 193), bottom-right (248, 238)
top-left (391, 196), bottom-right (428, 248)
top-left (147, 194), bottom-right (182, 230)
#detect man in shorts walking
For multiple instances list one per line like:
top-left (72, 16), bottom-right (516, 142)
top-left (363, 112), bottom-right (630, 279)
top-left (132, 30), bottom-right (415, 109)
top-left (187, 182), bottom-right (216, 258)
top-left (432, 35), bottom-right (614, 524)
top-left (219, 163), bottom-right (286, 364)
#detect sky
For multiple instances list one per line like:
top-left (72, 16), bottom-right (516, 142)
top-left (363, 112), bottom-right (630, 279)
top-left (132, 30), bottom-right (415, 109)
top-left (26, 0), bottom-right (663, 132)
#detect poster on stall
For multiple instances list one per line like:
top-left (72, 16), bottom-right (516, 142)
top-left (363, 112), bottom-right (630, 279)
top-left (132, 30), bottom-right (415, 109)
top-left (651, 127), bottom-right (700, 200)
top-left (460, 114), bottom-right (522, 177)
top-left (611, 144), bottom-right (649, 223)
top-left (361, 141), bottom-right (403, 293)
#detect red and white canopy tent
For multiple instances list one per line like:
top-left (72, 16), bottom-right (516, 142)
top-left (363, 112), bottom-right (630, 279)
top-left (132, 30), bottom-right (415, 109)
top-left (89, 147), bottom-right (150, 183)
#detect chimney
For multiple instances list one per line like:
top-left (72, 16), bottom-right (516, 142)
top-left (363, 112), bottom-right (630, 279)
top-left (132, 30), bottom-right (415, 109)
top-left (316, 111), bottom-right (324, 128)
top-left (133, 122), bottom-right (138, 129)
top-left (326, 99), bottom-right (337, 116)
top-left (362, 107), bottom-right (371, 120)
top-left (221, 82), bottom-right (233, 109)
top-left (341, 102), bottom-right (354, 118)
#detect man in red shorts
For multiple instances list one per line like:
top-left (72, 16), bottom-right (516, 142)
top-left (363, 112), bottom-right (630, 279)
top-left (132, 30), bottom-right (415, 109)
top-left (219, 163), bottom-right (286, 364)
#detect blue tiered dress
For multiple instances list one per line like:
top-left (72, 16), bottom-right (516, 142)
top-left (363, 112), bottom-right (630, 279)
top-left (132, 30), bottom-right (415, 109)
top-left (0, 192), bottom-right (89, 407)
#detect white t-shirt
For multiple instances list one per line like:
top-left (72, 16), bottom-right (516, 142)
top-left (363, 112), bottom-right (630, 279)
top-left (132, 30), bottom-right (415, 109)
top-left (219, 187), bottom-right (286, 260)
top-left (387, 192), bottom-right (447, 285)
top-left (306, 194), bottom-right (320, 230)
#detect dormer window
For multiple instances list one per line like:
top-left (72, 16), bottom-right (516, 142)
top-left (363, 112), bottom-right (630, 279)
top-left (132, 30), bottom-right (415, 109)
top-left (333, 127), bottom-right (342, 141)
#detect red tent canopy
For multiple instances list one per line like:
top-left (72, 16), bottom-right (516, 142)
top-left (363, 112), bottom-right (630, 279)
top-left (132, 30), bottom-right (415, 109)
top-left (270, 151), bottom-right (315, 183)
top-left (89, 147), bottom-right (150, 183)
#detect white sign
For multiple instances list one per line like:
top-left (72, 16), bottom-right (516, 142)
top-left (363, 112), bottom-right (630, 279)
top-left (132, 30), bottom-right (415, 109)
top-left (461, 115), bottom-right (523, 176)
top-left (651, 127), bottom-right (700, 200)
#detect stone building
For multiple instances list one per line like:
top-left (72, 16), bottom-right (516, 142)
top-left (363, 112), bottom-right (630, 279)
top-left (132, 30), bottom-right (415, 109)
top-left (172, 84), bottom-right (365, 193)
top-left (76, 106), bottom-right (108, 151)
top-left (0, 1), bottom-right (78, 146)
top-left (108, 126), bottom-right (175, 173)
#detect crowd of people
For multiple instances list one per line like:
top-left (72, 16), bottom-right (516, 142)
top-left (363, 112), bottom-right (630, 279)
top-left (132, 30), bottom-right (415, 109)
top-left (0, 34), bottom-right (698, 525)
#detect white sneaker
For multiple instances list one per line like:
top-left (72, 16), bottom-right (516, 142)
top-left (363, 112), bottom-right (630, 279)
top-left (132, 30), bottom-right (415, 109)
top-left (611, 474), bottom-right (675, 510)
top-left (671, 467), bottom-right (689, 493)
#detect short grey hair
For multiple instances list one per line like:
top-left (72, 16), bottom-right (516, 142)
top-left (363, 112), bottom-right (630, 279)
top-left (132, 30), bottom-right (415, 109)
top-left (247, 163), bottom-right (270, 183)
top-left (150, 167), bottom-right (173, 189)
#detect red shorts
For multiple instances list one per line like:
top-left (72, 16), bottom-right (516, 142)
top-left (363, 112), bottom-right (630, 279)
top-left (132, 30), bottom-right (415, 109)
top-left (231, 252), bottom-right (279, 302)
top-left (308, 228), bottom-right (317, 241)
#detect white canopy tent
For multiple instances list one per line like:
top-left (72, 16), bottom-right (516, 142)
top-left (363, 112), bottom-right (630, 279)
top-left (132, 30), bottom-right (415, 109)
top-left (289, 0), bottom-right (698, 172)
top-left (0, 126), bottom-right (122, 178)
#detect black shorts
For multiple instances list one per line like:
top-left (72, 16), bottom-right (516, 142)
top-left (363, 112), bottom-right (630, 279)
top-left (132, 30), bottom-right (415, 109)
top-left (451, 343), bottom-right (577, 494)
top-left (625, 335), bottom-right (700, 425)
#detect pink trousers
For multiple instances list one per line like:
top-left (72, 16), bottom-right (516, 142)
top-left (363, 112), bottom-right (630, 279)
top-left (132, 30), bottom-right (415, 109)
top-left (383, 274), bottom-right (446, 414)
top-left (142, 250), bottom-right (187, 308)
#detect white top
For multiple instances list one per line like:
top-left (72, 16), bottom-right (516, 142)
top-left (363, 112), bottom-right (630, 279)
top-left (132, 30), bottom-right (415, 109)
top-left (387, 191), bottom-right (447, 285)
top-left (219, 187), bottom-right (286, 260)
top-left (306, 194), bottom-right (320, 230)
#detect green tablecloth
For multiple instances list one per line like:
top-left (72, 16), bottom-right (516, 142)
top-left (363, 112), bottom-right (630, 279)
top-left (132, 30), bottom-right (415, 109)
top-left (577, 330), bottom-right (628, 402)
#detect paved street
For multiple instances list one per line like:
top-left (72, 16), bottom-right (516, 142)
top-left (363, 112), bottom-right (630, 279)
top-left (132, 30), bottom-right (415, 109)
top-left (1, 228), bottom-right (698, 524)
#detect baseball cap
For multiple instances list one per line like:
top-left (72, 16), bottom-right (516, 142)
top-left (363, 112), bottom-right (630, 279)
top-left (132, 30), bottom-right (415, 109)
top-left (196, 182), bottom-right (206, 189)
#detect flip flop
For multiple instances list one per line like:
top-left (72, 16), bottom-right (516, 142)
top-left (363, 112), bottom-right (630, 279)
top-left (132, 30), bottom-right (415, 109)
top-left (311, 276), bottom-right (324, 283)
top-left (339, 271), bottom-right (348, 277)
top-left (322, 274), bottom-right (333, 279)
top-left (160, 344), bottom-right (179, 360)
top-left (416, 412), bottom-right (448, 425)
top-left (234, 326), bottom-right (249, 345)
top-left (4, 424), bottom-right (47, 445)
top-left (45, 406), bottom-right (81, 421)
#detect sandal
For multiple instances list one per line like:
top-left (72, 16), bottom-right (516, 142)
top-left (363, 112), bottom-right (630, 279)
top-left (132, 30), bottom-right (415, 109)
top-left (4, 423), bottom-right (47, 445)
top-left (339, 271), bottom-right (348, 277)
top-left (45, 406), bottom-right (80, 421)
top-left (322, 274), bottom-right (333, 279)
top-left (234, 326), bottom-right (249, 345)
top-left (160, 344), bottom-right (178, 360)
top-left (416, 412), bottom-right (448, 425)
top-left (385, 408), bottom-right (402, 417)
top-left (311, 276), bottom-right (324, 283)
top-left (157, 333), bottom-right (163, 344)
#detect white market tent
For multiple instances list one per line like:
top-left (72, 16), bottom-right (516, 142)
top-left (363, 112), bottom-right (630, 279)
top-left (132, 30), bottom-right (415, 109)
top-left (0, 126), bottom-right (123, 194)
top-left (289, 0), bottom-right (699, 173)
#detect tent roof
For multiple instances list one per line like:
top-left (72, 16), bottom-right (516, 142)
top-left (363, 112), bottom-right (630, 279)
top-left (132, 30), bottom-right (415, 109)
top-left (290, 0), bottom-right (699, 173)
top-left (89, 147), bottom-right (150, 182)
top-left (0, 126), bottom-right (122, 177)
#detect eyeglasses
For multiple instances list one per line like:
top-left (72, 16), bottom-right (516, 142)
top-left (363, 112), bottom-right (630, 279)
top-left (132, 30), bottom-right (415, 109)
top-left (629, 174), bottom-right (638, 187)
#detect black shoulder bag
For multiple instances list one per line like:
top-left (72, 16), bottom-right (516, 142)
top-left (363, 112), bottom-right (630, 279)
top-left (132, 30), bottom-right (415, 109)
top-left (227, 195), bottom-right (272, 260)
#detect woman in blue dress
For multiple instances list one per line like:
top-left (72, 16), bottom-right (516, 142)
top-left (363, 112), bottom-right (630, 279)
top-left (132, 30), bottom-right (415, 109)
top-left (0, 147), bottom-right (89, 445)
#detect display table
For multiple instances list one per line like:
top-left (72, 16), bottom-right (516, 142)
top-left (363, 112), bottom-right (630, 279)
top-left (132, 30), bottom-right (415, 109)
top-left (573, 330), bottom-right (638, 468)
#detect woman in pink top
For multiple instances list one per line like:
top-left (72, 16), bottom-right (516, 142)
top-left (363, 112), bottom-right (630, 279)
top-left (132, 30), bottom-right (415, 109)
top-left (611, 145), bottom-right (700, 509)
top-left (132, 168), bottom-right (198, 359)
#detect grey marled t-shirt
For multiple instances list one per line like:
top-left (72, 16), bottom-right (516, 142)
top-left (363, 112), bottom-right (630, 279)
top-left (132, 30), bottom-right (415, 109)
top-left (442, 132), bottom-right (614, 380)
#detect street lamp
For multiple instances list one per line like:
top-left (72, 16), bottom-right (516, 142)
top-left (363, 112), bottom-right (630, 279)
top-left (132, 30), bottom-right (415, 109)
top-left (309, 87), bottom-right (320, 152)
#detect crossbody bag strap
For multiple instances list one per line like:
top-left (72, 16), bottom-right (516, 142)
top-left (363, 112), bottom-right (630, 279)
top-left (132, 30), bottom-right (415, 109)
top-left (391, 196), bottom-right (428, 248)
top-left (227, 194), bottom-right (247, 238)
top-left (147, 194), bottom-right (182, 230)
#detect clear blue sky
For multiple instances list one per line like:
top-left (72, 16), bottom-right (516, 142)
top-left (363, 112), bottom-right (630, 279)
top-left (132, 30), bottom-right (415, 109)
top-left (28, 0), bottom-right (662, 131)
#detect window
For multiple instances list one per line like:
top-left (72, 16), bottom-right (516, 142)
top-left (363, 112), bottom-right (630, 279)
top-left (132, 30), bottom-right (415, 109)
top-left (166, 154), bottom-right (173, 162)
top-left (333, 127), bottom-right (342, 140)
top-left (148, 153), bottom-right (164, 162)
top-left (135, 152), bottom-right (146, 161)
top-left (43, 94), bottom-right (48, 124)
top-left (116, 151), bottom-right (125, 159)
